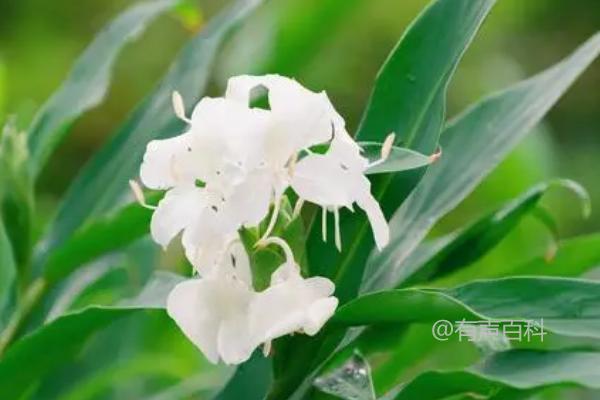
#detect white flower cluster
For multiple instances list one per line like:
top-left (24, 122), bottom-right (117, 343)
top-left (135, 75), bottom-right (389, 364)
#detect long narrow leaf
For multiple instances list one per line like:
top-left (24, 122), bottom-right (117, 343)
top-left (393, 350), bottom-right (600, 400)
top-left (39, 0), bottom-right (263, 263)
top-left (27, 0), bottom-right (175, 176)
top-left (363, 33), bottom-right (600, 292)
top-left (0, 218), bottom-right (16, 323)
top-left (0, 272), bottom-right (183, 399)
top-left (336, 276), bottom-right (600, 339)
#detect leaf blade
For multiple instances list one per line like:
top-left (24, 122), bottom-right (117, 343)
top-left (363, 33), bottom-right (600, 292)
top-left (27, 0), bottom-right (176, 176)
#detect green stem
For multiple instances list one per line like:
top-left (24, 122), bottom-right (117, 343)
top-left (0, 278), bottom-right (46, 356)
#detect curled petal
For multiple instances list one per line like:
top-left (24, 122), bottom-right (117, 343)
top-left (166, 279), bottom-right (221, 363)
top-left (356, 190), bottom-right (389, 250)
top-left (150, 186), bottom-right (204, 249)
top-left (167, 273), bottom-right (257, 365)
top-left (250, 263), bottom-right (338, 341)
top-left (140, 133), bottom-right (195, 189)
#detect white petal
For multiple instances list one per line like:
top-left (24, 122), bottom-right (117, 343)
top-left (166, 279), bottom-right (220, 363)
top-left (224, 169), bottom-right (276, 228)
top-left (356, 190), bottom-right (389, 250)
top-left (250, 263), bottom-right (338, 341)
top-left (140, 132), bottom-right (195, 189)
top-left (150, 186), bottom-right (204, 248)
top-left (217, 313), bottom-right (257, 365)
top-left (291, 154), bottom-right (354, 207)
top-left (189, 97), bottom-right (270, 172)
top-left (226, 75), bottom-right (338, 156)
top-left (304, 297), bottom-right (339, 336)
top-left (223, 240), bottom-right (253, 286)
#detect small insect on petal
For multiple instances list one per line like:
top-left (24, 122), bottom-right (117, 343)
top-left (172, 91), bottom-right (190, 123)
top-left (380, 132), bottom-right (396, 161)
top-left (129, 179), bottom-right (156, 210)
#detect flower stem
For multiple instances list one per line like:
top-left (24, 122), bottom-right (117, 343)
top-left (0, 278), bottom-right (46, 356)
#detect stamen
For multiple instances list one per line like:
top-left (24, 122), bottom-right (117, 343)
top-left (293, 198), bottom-right (304, 219)
top-left (172, 91), bottom-right (191, 123)
top-left (262, 340), bottom-right (272, 357)
top-left (333, 207), bottom-right (342, 252)
top-left (381, 132), bottom-right (396, 160)
top-left (322, 207), bottom-right (327, 242)
top-left (128, 180), bottom-right (156, 210)
top-left (259, 194), bottom-right (281, 242)
top-left (256, 236), bottom-right (295, 265)
top-left (367, 132), bottom-right (396, 170)
top-left (430, 147), bottom-right (443, 163)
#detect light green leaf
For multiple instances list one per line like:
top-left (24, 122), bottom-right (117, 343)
top-left (43, 195), bottom-right (159, 284)
top-left (384, 180), bottom-right (588, 288)
top-left (335, 277), bottom-right (600, 340)
top-left (510, 233), bottom-right (600, 278)
top-left (393, 350), bottom-right (600, 400)
top-left (27, 0), bottom-right (176, 177)
top-left (363, 33), bottom-right (600, 293)
top-left (0, 271), bottom-right (183, 399)
top-left (0, 217), bottom-right (16, 323)
top-left (360, 142), bottom-right (437, 175)
top-left (314, 352), bottom-right (376, 400)
top-left (41, 0), bottom-right (263, 261)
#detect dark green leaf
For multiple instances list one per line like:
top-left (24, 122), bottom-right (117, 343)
top-left (317, 0), bottom-right (497, 302)
top-left (212, 351), bottom-right (272, 400)
top-left (363, 33), bottom-right (600, 292)
top-left (0, 218), bottom-right (16, 322)
top-left (27, 0), bottom-right (176, 176)
top-left (386, 180), bottom-right (588, 287)
top-left (393, 350), bottom-right (600, 400)
top-left (336, 277), bottom-right (600, 339)
top-left (0, 271), bottom-right (183, 399)
top-left (314, 352), bottom-right (376, 400)
top-left (278, 1), bottom-right (498, 396)
top-left (43, 194), bottom-right (159, 284)
top-left (41, 0), bottom-right (263, 261)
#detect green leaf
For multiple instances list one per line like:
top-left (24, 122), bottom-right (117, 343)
top-left (360, 142), bottom-right (436, 175)
top-left (41, 0), bottom-right (263, 261)
top-left (363, 33), bottom-right (600, 293)
top-left (277, 1), bottom-right (497, 396)
top-left (43, 195), bottom-right (159, 284)
top-left (0, 271), bottom-right (183, 399)
top-left (314, 352), bottom-right (376, 400)
top-left (311, 0), bottom-right (497, 303)
top-left (386, 180), bottom-right (589, 288)
top-left (510, 233), bottom-right (600, 278)
top-left (393, 350), bottom-right (600, 400)
top-left (26, 0), bottom-right (176, 177)
top-left (335, 277), bottom-right (600, 340)
top-left (213, 352), bottom-right (272, 400)
top-left (0, 217), bottom-right (16, 322)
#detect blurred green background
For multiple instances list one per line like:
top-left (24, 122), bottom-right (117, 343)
top-left (0, 1), bottom-right (598, 398)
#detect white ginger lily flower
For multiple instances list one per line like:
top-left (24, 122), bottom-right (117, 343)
top-left (225, 74), bottom-right (390, 248)
top-left (290, 129), bottom-right (390, 251)
top-left (167, 241), bottom-right (257, 364)
top-left (139, 96), bottom-right (274, 272)
top-left (251, 237), bottom-right (339, 343)
top-left (167, 237), bottom-right (338, 364)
